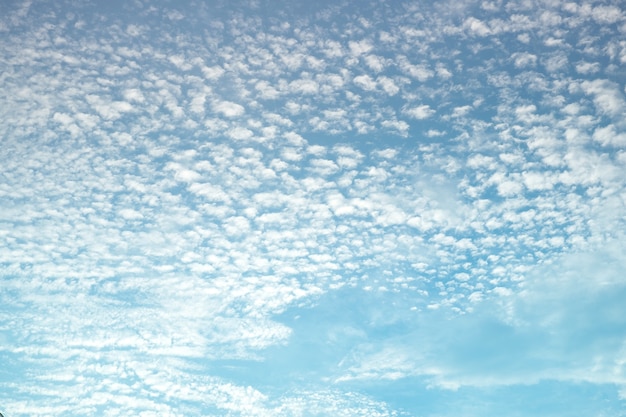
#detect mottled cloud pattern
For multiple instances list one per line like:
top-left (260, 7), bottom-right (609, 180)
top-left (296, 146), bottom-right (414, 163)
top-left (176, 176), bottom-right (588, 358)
top-left (1, 0), bottom-right (626, 416)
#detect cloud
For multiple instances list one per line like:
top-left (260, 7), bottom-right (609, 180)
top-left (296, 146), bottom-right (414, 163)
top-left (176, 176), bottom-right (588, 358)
top-left (353, 74), bottom-right (377, 91)
top-left (590, 5), bottom-right (624, 24)
top-left (512, 52), bottom-right (537, 68)
top-left (580, 79), bottom-right (626, 118)
top-left (2, 0), bottom-right (626, 415)
top-left (334, 242), bottom-right (626, 395)
top-left (381, 119), bottom-right (410, 136)
top-left (227, 126), bottom-right (255, 140)
top-left (405, 104), bottom-right (435, 119)
top-left (348, 39), bottom-right (374, 56)
top-left (592, 124), bottom-right (626, 147)
top-left (398, 59), bottom-right (433, 82)
top-left (464, 17), bottom-right (492, 36)
top-left (377, 76), bottom-right (400, 96)
top-left (213, 100), bottom-right (245, 117)
top-left (289, 78), bottom-right (319, 94)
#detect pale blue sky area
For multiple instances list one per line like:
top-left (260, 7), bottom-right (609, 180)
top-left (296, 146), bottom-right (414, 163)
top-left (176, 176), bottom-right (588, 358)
top-left (1, 0), bottom-right (626, 416)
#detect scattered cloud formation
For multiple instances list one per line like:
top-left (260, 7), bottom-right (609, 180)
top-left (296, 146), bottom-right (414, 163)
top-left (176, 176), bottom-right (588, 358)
top-left (1, 0), bottom-right (626, 416)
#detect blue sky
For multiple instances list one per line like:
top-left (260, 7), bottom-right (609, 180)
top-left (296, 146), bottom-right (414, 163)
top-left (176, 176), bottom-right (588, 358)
top-left (1, 0), bottom-right (626, 415)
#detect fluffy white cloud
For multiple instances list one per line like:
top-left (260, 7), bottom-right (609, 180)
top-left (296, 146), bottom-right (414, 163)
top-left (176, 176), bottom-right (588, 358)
top-left (405, 104), bottom-right (435, 119)
top-left (213, 100), bottom-right (245, 117)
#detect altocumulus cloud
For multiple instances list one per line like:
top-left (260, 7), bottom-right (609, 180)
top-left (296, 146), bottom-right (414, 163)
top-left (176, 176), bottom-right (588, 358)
top-left (1, 0), bottom-right (626, 416)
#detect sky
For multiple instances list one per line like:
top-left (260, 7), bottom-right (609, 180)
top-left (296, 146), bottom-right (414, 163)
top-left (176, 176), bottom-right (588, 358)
top-left (1, 0), bottom-right (626, 415)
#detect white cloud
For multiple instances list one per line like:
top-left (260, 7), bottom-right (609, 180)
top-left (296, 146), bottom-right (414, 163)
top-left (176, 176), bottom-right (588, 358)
top-left (580, 79), bottom-right (626, 118)
top-left (426, 129), bottom-right (445, 137)
top-left (364, 54), bottom-right (386, 72)
top-left (522, 170), bottom-right (555, 191)
top-left (405, 104), bottom-right (435, 119)
top-left (189, 94), bottom-right (206, 114)
top-left (496, 179), bottom-right (523, 197)
top-left (309, 158), bottom-right (340, 176)
top-left (348, 39), bottom-right (374, 56)
top-left (399, 59), bottom-right (433, 82)
top-left (592, 124), bottom-right (626, 147)
top-left (289, 78), bottom-right (319, 94)
top-left (280, 147), bottom-right (303, 161)
top-left (451, 105), bottom-right (472, 118)
top-left (512, 52), bottom-right (537, 68)
top-left (123, 88), bottom-right (145, 103)
top-left (377, 76), bottom-right (399, 96)
top-left (575, 61), bottom-right (600, 74)
top-left (381, 119), bottom-right (409, 136)
top-left (227, 126), bottom-right (254, 140)
top-left (464, 17), bottom-right (492, 36)
top-left (321, 39), bottom-right (343, 58)
top-left (202, 65), bottom-right (225, 80)
top-left (255, 80), bottom-right (281, 99)
top-left (353, 74), bottom-right (377, 91)
top-left (591, 5), bottom-right (624, 24)
top-left (373, 148), bottom-right (398, 159)
top-left (213, 100), bottom-right (245, 117)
